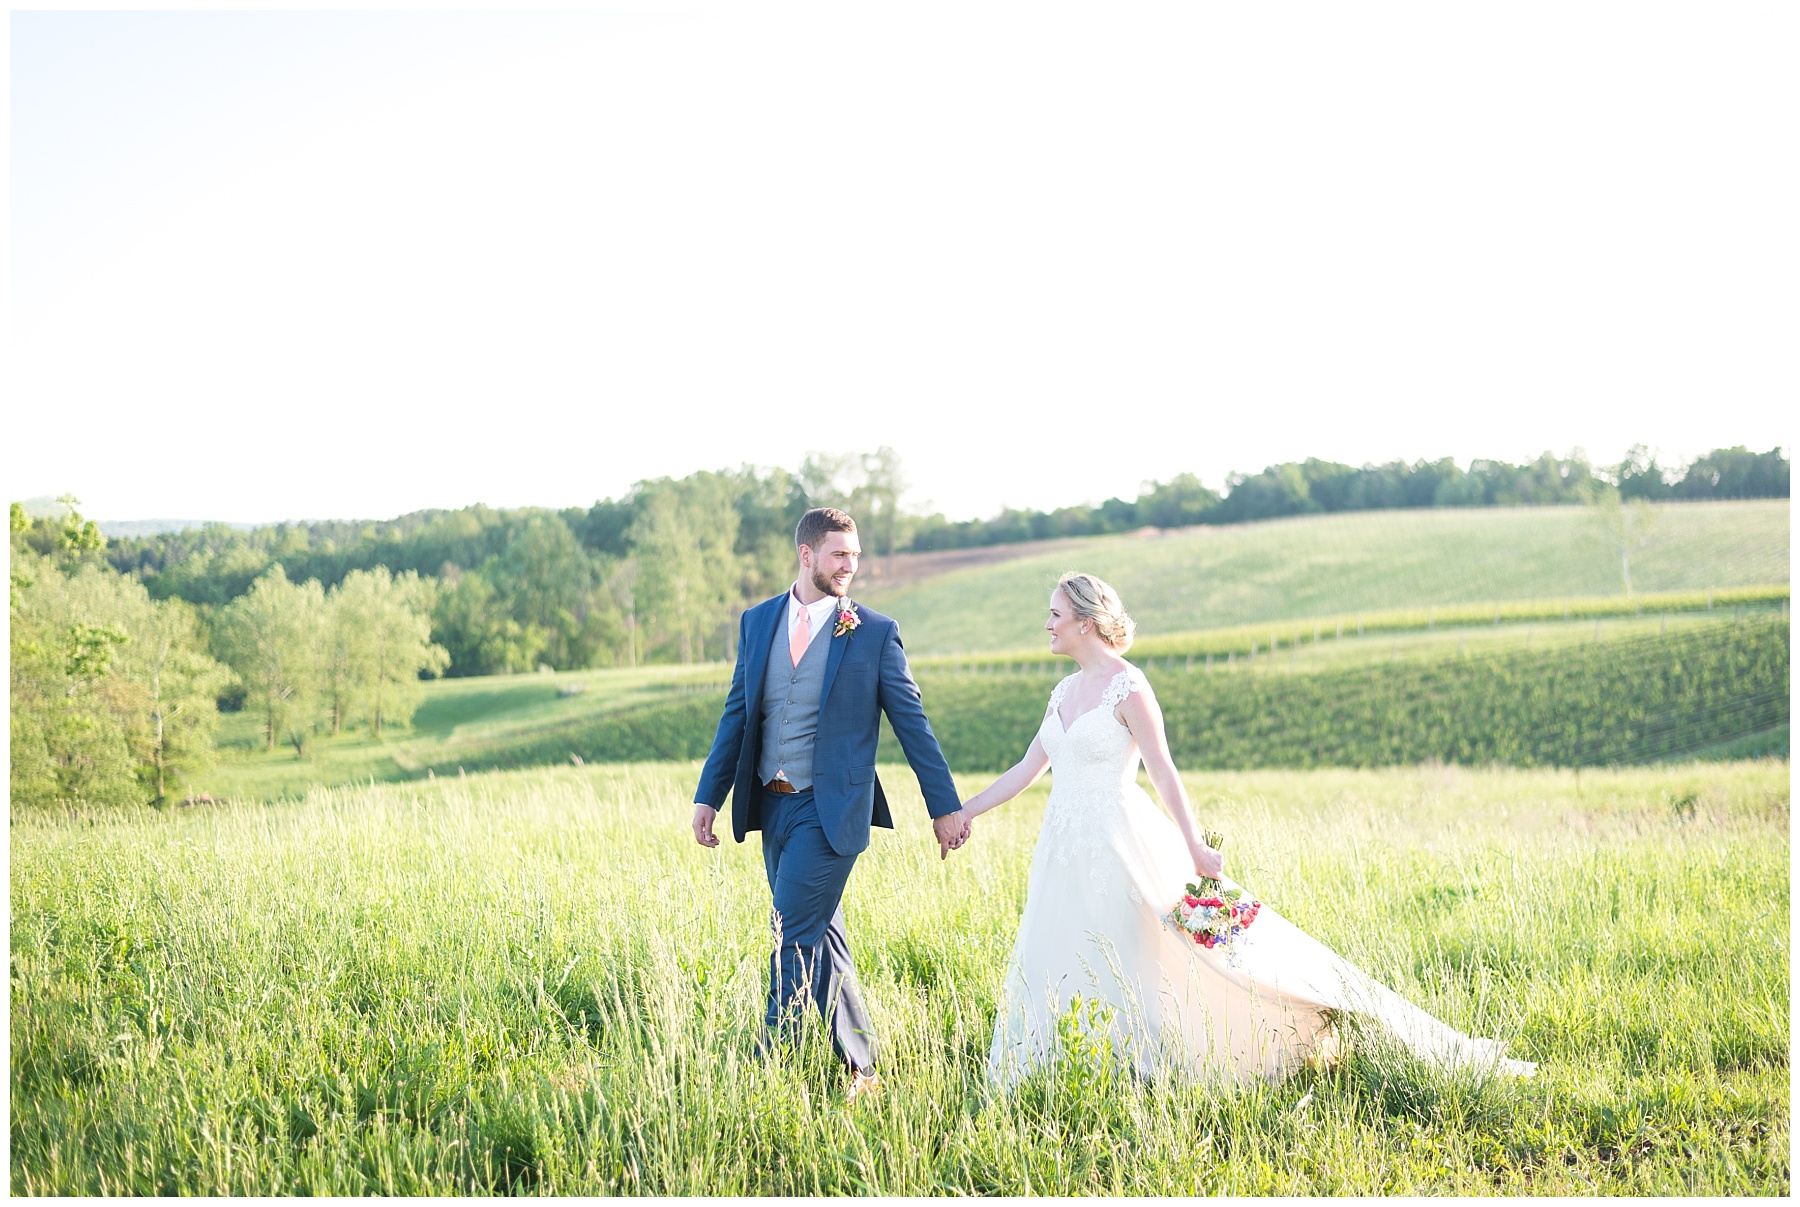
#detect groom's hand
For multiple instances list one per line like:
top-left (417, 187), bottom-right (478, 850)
top-left (933, 810), bottom-right (971, 860)
top-left (692, 804), bottom-right (721, 848)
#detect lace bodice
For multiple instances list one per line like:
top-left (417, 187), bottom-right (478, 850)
top-left (1042, 666), bottom-right (1147, 789)
top-left (1037, 666), bottom-right (1152, 899)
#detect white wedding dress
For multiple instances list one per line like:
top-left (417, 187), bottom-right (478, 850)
top-left (987, 666), bottom-right (1535, 1085)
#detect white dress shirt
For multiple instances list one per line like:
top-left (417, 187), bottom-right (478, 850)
top-left (787, 585), bottom-right (840, 655)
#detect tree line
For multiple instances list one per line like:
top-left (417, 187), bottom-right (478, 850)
top-left (904, 444), bottom-right (1789, 550)
top-left (92, 443), bottom-right (1795, 674)
top-left (11, 502), bottom-right (448, 808)
top-left (101, 455), bottom-right (896, 675)
top-left (30, 442), bottom-right (1796, 685)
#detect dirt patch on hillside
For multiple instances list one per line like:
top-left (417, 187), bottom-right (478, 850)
top-left (858, 527), bottom-right (1191, 593)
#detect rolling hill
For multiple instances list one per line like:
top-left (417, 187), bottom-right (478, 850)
top-left (198, 499), bottom-right (1789, 799)
top-left (854, 500), bottom-right (1788, 654)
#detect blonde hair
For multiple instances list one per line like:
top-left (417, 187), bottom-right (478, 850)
top-left (1056, 571), bottom-right (1136, 651)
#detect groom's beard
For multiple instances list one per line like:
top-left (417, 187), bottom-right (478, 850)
top-left (810, 565), bottom-right (849, 597)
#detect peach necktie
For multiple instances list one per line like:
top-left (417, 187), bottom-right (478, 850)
top-left (790, 603), bottom-right (810, 667)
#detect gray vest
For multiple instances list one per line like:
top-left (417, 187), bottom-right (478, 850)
top-left (758, 608), bottom-right (832, 789)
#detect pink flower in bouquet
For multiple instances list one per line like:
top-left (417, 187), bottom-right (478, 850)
top-left (1165, 830), bottom-right (1261, 958)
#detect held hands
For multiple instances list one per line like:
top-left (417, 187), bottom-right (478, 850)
top-left (692, 804), bottom-right (721, 848)
top-left (697, 802), bottom-right (971, 858)
top-left (932, 809), bottom-right (972, 860)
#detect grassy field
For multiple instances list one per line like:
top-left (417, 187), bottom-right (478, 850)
top-left (199, 612), bottom-right (1789, 800)
top-left (11, 760), bottom-right (1788, 1194)
top-left (856, 501), bottom-right (1790, 654)
top-left (204, 664), bottom-right (731, 801)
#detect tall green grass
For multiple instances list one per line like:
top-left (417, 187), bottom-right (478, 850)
top-left (858, 501), bottom-right (1790, 654)
top-left (11, 761), bottom-right (1788, 1194)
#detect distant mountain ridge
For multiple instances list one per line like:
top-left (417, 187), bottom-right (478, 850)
top-left (17, 497), bottom-right (265, 538)
top-left (95, 518), bottom-right (263, 538)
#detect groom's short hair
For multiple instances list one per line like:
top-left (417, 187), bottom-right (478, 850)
top-left (796, 507), bottom-right (856, 551)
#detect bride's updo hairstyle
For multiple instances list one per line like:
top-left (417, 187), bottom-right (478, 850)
top-left (1056, 572), bottom-right (1136, 652)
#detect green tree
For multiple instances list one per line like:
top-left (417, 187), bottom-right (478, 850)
top-left (8, 559), bottom-right (138, 809)
top-left (1615, 444), bottom-right (1673, 501)
top-left (606, 558), bottom-right (642, 668)
top-left (9, 541), bottom-right (229, 809)
top-left (1673, 445), bottom-right (1790, 499)
top-left (1138, 472), bottom-right (1221, 528)
top-left (1586, 486), bottom-right (1663, 595)
top-left (857, 446), bottom-right (907, 557)
top-left (332, 566), bottom-right (449, 734)
top-left (798, 447), bottom-right (909, 556)
top-left (726, 465), bottom-right (809, 599)
top-left (55, 493), bottom-right (104, 555)
top-left (432, 567), bottom-right (547, 676)
top-left (215, 567), bottom-right (327, 752)
top-left (490, 514), bottom-right (621, 669)
top-left (131, 599), bottom-right (234, 804)
top-left (629, 475), bottom-right (744, 663)
top-left (322, 581), bottom-right (362, 734)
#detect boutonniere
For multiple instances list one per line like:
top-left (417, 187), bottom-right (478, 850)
top-left (833, 600), bottom-right (861, 637)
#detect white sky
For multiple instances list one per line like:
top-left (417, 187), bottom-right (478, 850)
top-left (7, 3), bottom-right (1795, 524)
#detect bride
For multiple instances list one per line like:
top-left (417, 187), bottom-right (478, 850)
top-left (961, 572), bottom-right (1535, 1085)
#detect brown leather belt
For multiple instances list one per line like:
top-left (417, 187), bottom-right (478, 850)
top-left (763, 778), bottom-right (800, 794)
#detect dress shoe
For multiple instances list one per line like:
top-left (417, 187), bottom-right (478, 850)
top-left (846, 1066), bottom-right (881, 1105)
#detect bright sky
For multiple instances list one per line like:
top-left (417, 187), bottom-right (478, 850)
top-left (7, 4), bottom-right (1794, 524)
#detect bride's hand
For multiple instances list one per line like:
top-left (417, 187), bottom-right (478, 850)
top-left (1191, 840), bottom-right (1224, 881)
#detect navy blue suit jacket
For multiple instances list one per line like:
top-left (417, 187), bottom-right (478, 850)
top-left (693, 592), bottom-right (962, 857)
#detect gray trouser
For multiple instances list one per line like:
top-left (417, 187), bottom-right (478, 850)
top-left (760, 788), bottom-right (876, 1072)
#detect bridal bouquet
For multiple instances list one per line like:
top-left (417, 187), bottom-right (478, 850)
top-left (1166, 830), bottom-right (1261, 955)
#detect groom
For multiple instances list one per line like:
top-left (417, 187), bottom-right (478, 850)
top-left (691, 506), bottom-right (968, 1100)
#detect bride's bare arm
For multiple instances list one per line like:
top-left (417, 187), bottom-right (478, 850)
top-left (962, 735), bottom-right (1051, 818)
top-left (1118, 683), bottom-right (1224, 880)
